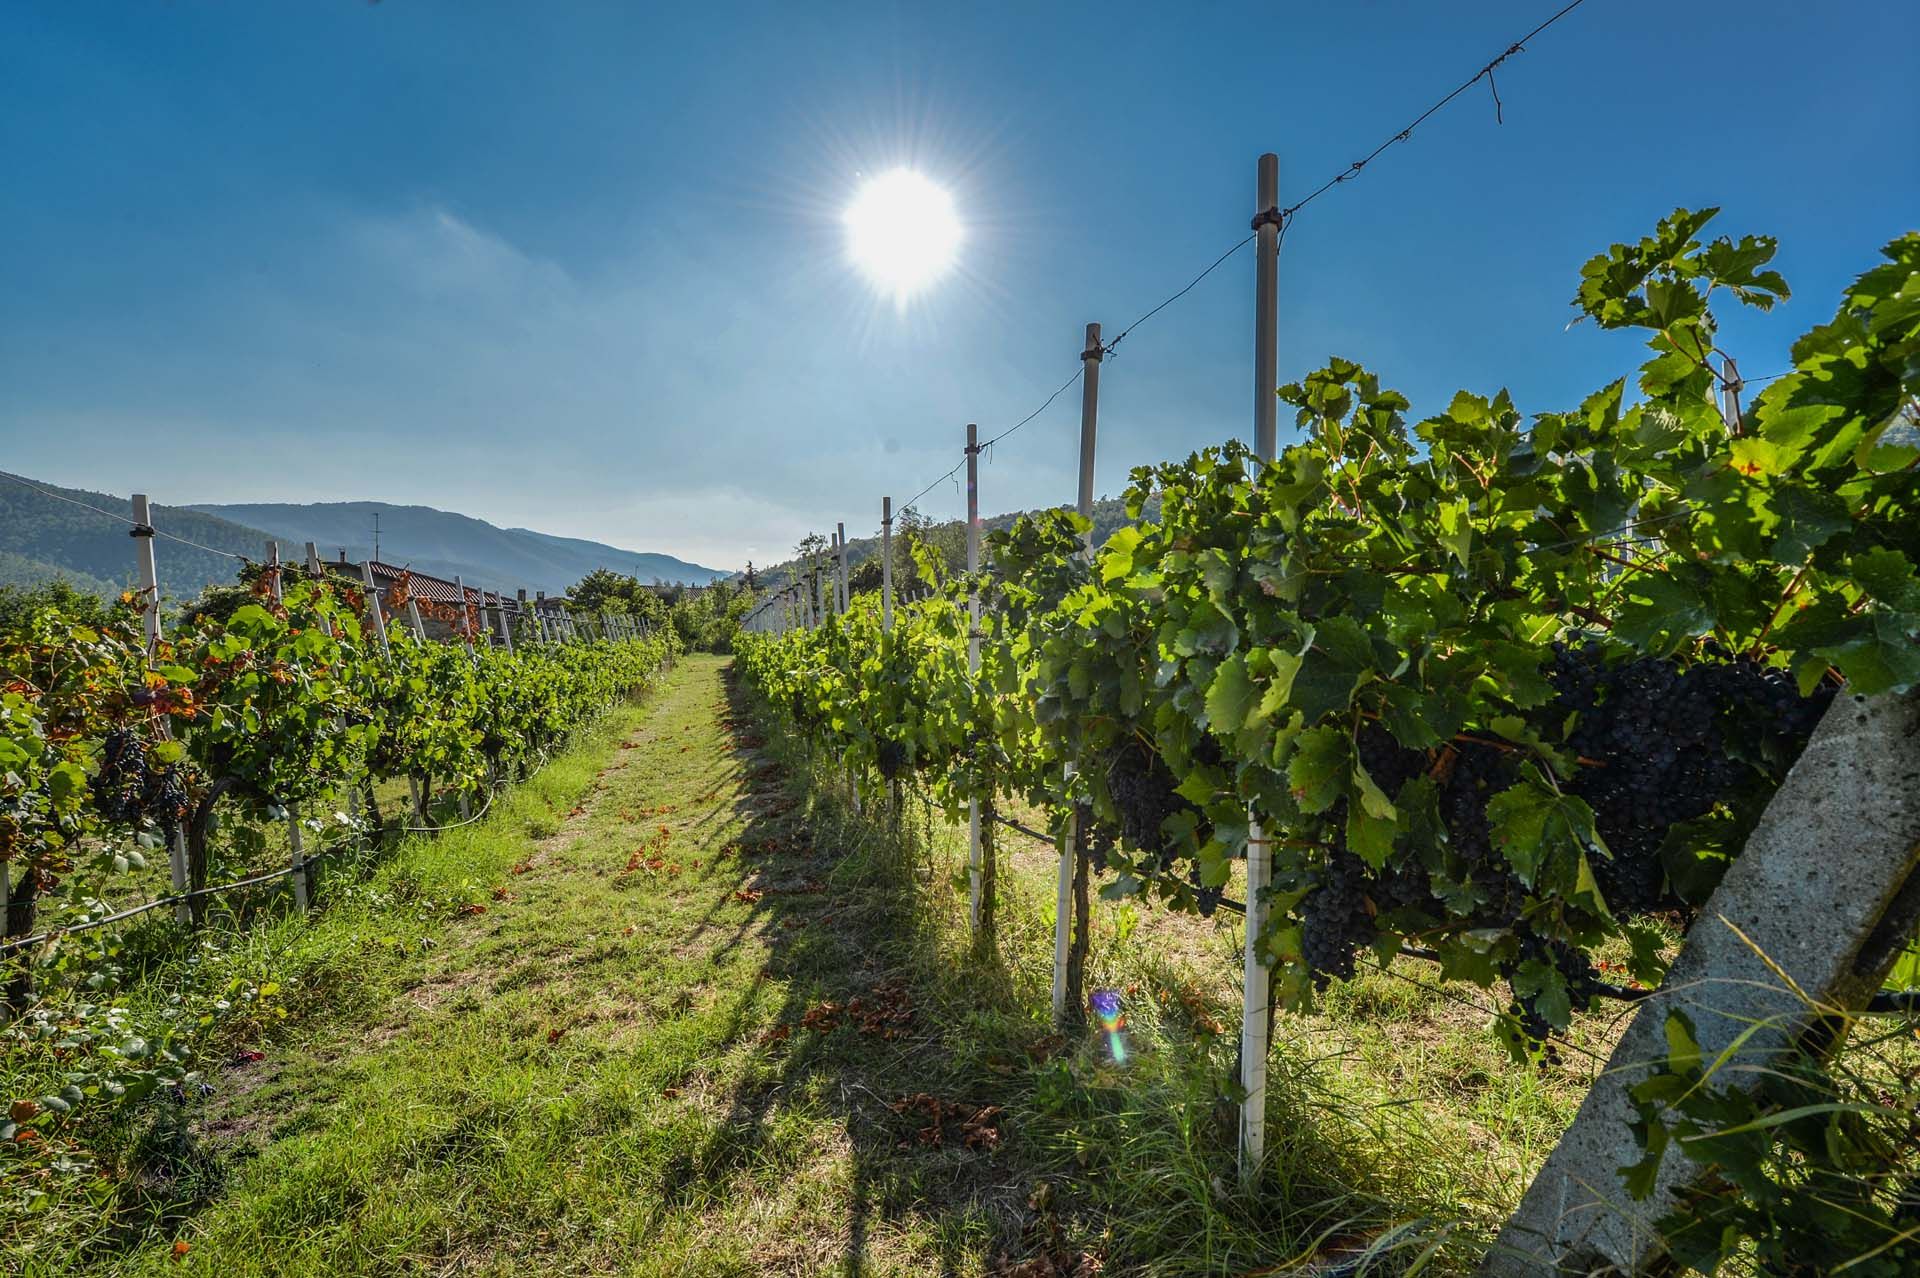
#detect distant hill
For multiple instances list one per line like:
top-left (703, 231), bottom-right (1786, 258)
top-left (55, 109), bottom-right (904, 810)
top-left (186, 500), bottom-right (726, 593)
top-left (0, 472), bottom-right (281, 602)
top-left (0, 474), bottom-right (728, 603)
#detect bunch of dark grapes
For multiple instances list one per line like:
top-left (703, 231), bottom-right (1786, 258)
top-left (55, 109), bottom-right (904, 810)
top-left (92, 726), bottom-right (190, 838)
top-left (1300, 847), bottom-right (1373, 987)
top-left (1085, 820), bottom-right (1119, 874)
top-left (875, 738), bottom-right (908, 779)
top-left (1546, 642), bottom-right (1835, 918)
top-left (1355, 721), bottom-right (1425, 797)
top-left (1436, 739), bottom-right (1528, 926)
top-left (1102, 738), bottom-right (1198, 870)
top-left (1182, 859), bottom-right (1225, 919)
top-left (1294, 725), bottom-right (1439, 987)
top-left (1505, 932), bottom-right (1607, 1058)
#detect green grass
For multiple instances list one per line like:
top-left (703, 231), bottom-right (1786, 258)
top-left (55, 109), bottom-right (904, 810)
top-left (8, 655), bottom-right (1613, 1275)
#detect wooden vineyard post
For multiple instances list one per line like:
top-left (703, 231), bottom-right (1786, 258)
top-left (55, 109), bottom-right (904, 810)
top-left (132, 494), bottom-right (193, 925)
top-left (1481, 691), bottom-right (1920, 1275)
top-left (264, 543), bottom-right (310, 910)
top-left (966, 424), bottom-right (987, 937)
top-left (1056, 322), bottom-right (1102, 1029)
top-left (1241, 151), bottom-right (1281, 1183)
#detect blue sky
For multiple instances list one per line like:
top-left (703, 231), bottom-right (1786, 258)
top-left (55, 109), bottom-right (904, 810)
top-left (4, 2), bottom-right (1915, 570)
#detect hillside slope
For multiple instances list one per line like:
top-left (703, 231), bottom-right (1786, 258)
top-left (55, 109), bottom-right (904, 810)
top-left (0, 473), bottom-right (274, 600)
top-left (189, 500), bottom-right (726, 594)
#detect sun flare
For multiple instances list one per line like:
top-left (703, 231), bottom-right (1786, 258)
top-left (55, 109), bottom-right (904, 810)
top-left (843, 168), bottom-right (961, 303)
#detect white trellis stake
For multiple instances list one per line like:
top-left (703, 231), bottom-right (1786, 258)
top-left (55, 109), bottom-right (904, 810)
top-left (132, 494), bottom-right (193, 925)
top-left (1241, 151), bottom-right (1281, 1183)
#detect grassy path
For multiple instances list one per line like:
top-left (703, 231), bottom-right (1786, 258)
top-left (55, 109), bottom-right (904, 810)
top-left (116, 655), bottom-right (1008, 1277)
top-left (80, 654), bottom-right (1608, 1278)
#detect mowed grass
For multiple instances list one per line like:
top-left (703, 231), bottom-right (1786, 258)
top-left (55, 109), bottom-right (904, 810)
top-left (40, 654), bottom-right (1609, 1276)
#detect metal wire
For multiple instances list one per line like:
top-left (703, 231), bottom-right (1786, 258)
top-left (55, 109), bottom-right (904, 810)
top-left (0, 470), bottom-right (254, 564)
top-left (879, 2), bottom-right (1595, 534)
top-left (1278, 0), bottom-right (1592, 222)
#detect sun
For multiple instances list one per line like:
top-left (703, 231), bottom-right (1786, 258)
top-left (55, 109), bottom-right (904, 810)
top-left (843, 168), bottom-right (962, 304)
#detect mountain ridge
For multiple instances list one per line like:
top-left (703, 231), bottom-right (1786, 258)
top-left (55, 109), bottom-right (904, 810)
top-left (186, 500), bottom-right (727, 593)
top-left (0, 474), bottom-right (725, 601)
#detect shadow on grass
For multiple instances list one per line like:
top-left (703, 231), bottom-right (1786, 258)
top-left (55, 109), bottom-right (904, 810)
top-left (634, 666), bottom-right (1014, 1277)
top-left (651, 666), bottom-right (1482, 1277)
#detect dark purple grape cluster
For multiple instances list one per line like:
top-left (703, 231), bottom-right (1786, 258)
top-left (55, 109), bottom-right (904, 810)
top-left (1086, 820), bottom-right (1118, 874)
top-left (1505, 931), bottom-right (1607, 1052)
top-left (91, 727), bottom-right (189, 837)
top-left (1101, 737), bottom-right (1198, 868)
top-left (1435, 739), bottom-right (1528, 925)
top-left (1300, 848), bottom-right (1372, 987)
top-left (1547, 641), bottom-right (1834, 916)
top-left (875, 738), bottom-right (908, 779)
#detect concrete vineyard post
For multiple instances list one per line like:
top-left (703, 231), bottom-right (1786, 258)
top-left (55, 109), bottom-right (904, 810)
top-left (264, 543), bottom-right (310, 911)
top-left (301, 543), bottom-right (334, 637)
top-left (449, 575), bottom-right (475, 822)
top-left (837, 522), bottom-right (849, 614)
top-left (1055, 321), bottom-right (1102, 1028)
top-left (966, 424), bottom-right (985, 933)
top-left (130, 494), bottom-right (164, 652)
top-left (131, 494), bottom-right (194, 924)
top-left (1721, 354), bottom-right (1745, 435)
top-left (454, 576), bottom-right (479, 659)
top-left (881, 497), bottom-right (894, 634)
top-left (1076, 323), bottom-right (1102, 554)
top-left (1241, 150), bottom-right (1280, 1184)
top-left (1482, 691), bottom-right (1920, 1275)
top-left (360, 562), bottom-right (391, 657)
top-left (305, 541), bottom-right (370, 862)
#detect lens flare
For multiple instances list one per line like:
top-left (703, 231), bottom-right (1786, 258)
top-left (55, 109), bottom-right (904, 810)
top-left (1090, 989), bottom-right (1128, 1065)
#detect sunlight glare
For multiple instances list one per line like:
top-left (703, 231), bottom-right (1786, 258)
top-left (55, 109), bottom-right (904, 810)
top-left (843, 168), bottom-right (962, 304)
